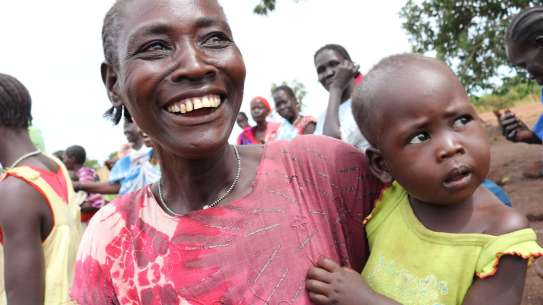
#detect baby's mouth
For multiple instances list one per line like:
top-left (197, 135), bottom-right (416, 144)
top-left (442, 165), bottom-right (472, 189)
top-left (164, 94), bottom-right (221, 117)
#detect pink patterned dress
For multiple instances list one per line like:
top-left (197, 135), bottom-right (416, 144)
top-left (70, 135), bottom-right (383, 305)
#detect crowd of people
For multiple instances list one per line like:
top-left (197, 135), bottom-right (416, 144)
top-left (0, 1), bottom-right (542, 305)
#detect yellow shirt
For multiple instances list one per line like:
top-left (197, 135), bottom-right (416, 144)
top-left (362, 182), bottom-right (543, 305)
top-left (0, 157), bottom-right (81, 305)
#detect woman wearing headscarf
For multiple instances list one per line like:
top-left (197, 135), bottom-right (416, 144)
top-left (236, 96), bottom-right (280, 144)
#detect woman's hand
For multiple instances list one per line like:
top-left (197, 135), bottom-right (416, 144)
top-left (329, 61), bottom-right (360, 92)
top-left (498, 111), bottom-right (541, 144)
top-left (306, 258), bottom-right (399, 305)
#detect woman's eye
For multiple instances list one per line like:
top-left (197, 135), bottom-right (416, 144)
top-left (135, 41), bottom-right (171, 58)
top-left (409, 132), bottom-right (430, 144)
top-left (452, 115), bottom-right (472, 129)
top-left (202, 32), bottom-right (232, 48)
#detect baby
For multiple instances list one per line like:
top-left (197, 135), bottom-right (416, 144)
top-left (306, 54), bottom-right (543, 305)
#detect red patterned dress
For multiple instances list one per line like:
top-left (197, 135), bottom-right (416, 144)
top-left (70, 136), bottom-right (383, 305)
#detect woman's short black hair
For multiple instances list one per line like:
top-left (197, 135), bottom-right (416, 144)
top-left (314, 43), bottom-right (352, 62)
top-left (271, 85), bottom-right (296, 100)
top-left (0, 73), bottom-right (32, 129)
top-left (238, 111), bottom-right (248, 119)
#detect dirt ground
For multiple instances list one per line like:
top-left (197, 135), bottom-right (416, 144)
top-left (480, 102), bottom-right (543, 305)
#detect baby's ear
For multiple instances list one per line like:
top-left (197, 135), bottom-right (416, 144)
top-left (365, 147), bottom-right (393, 184)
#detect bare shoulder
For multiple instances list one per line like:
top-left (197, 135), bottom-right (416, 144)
top-left (475, 186), bottom-right (529, 236)
top-left (0, 176), bottom-right (46, 223)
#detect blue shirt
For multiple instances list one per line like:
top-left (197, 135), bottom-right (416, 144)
top-left (109, 147), bottom-right (160, 195)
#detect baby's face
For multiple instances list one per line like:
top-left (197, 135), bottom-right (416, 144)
top-left (377, 65), bottom-right (490, 205)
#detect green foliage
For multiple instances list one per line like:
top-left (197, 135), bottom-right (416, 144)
top-left (271, 80), bottom-right (308, 111)
top-left (253, 0), bottom-right (303, 15)
top-left (400, 0), bottom-right (540, 94)
top-left (84, 159), bottom-right (100, 169)
top-left (254, 0), bottom-right (276, 15)
top-left (471, 76), bottom-right (540, 111)
top-left (108, 151), bottom-right (118, 160)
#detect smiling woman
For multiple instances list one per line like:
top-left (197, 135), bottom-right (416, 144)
top-left (69, 0), bottom-right (384, 304)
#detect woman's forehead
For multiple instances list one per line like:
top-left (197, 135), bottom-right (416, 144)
top-left (119, 0), bottom-right (226, 33)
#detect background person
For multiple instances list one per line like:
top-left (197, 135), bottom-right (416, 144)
top-left (236, 111), bottom-right (250, 129)
top-left (313, 43), bottom-right (369, 150)
top-left (502, 5), bottom-right (543, 279)
top-left (499, 6), bottom-right (543, 179)
top-left (75, 120), bottom-right (159, 196)
top-left (272, 85), bottom-right (316, 140)
top-left (0, 73), bottom-right (80, 305)
top-left (63, 145), bottom-right (106, 224)
top-left (236, 96), bottom-right (280, 144)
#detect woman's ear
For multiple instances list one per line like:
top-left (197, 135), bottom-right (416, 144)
top-left (365, 147), bottom-right (393, 184)
top-left (101, 62), bottom-right (123, 107)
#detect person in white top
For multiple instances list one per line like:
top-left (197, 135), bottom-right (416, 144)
top-left (313, 44), bottom-right (369, 151)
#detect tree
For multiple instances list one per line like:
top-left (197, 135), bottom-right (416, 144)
top-left (253, 0), bottom-right (303, 15)
top-left (254, 0), bottom-right (275, 15)
top-left (271, 80), bottom-right (308, 112)
top-left (400, 0), bottom-right (539, 95)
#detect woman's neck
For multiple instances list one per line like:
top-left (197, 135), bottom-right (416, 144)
top-left (131, 138), bottom-right (144, 151)
top-left (156, 144), bottom-right (239, 214)
top-left (255, 120), bottom-right (268, 131)
top-left (289, 113), bottom-right (300, 125)
top-left (0, 128), bottom-right (39, 168)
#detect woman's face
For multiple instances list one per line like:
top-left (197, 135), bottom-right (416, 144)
top-left (314, 49), bottom-right (346, 91)
top-left (107, 0), bottom-right (246, 158)
top-left (250, 99), bottom-right (269, 124)
top-left (272, 89), bottom-right (298, 123)
top-left (507, 40), bottom-right (543, 85)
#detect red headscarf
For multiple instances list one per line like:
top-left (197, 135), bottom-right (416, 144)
top-left (251, 96), bottom-right (272, 112)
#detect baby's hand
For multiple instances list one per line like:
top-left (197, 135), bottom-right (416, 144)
top-left (306, 258), bottom-right (374, 305)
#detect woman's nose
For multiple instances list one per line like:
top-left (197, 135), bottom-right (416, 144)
top-left (169, 41), bottom-right (216, 83)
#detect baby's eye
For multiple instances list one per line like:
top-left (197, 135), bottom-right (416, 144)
top-left (452, 115), bottom-right (472, 129)
top-left (408, 132), bottom-right (430, 144)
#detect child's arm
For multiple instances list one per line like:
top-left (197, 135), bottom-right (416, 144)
top-left (306, 258), bottom-right (401, 305)
top-left (461, 255), bottom-right (527, 305)
top-left (461, 209), bottom-right (530, 305)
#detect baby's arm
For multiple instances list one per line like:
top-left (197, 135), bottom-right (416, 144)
top-left (461, 256), bottom-right (527, 305)
top-left (461, 209), bottom-right (530, 305)
top-left (306, 258), bottom-right (400, 305)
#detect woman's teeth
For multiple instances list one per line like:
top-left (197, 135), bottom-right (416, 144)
top-left (166, 95), bottom-right (221, 114)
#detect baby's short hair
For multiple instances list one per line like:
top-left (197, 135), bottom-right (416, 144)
top-left (352, 53), bottom-right (451, 146)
